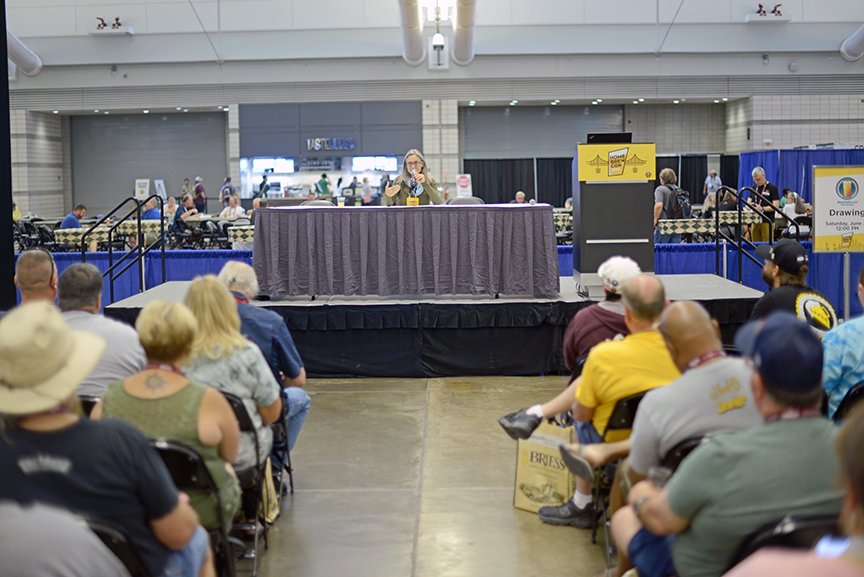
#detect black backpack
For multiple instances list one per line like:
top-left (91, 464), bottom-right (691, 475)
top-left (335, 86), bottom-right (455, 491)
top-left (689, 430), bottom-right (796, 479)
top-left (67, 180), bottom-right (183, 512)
top-left (662, 185), bottom-right (692, 220)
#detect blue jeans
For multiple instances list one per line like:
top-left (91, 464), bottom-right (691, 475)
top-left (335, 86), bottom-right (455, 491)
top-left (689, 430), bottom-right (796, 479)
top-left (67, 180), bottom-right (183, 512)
top-left (654, 229), bottom-right (682, 244)
top-left (628, 527), bottom-right (677, 577)
top-left (270, 387), bottom-right (311, 472)
top-left (159, 525), bottom-right (209, 577)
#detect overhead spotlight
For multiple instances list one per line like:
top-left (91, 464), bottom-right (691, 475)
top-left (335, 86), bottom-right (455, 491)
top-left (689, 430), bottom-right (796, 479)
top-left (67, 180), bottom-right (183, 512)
top-left (673, 100), bottom-right (680, 104)
top-left (468, 100), bottom-right (476, 106)
top-left (176, 107), bottom-right (182, 111)
top-left (510, 100), bottom-right (518, 105)
top-left (714, 99), bottom-right (721, 103)
top-left (182, 108), bottom-right (189, 112)
top-left (142, 109), bottom-right (150, 114)
top-left (223, 108), bottom-right (229, 112)
top-left (638, 98), bottom-right (645, 102)
top-left (632, 100), bottom-right (639, 104)
top-left (52, 110), bottom-right (59, 114)
top-left (722, 97), bottom-right (728, 102)
top-left (553, 99), bottom-right (560, 104)
top-left (591, 101), bottom-right (598, 105)
top-left (104, 111), bottom-right (110, 115)
top-left (550, 101), bottom-right (559, 105)
top-left (596, 99), bottom-right (603, 103)
top-left (94, 109), bottom-right (100, 113)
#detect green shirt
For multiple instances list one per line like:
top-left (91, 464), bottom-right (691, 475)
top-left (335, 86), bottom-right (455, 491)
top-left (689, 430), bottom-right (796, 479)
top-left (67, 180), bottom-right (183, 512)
top-left (317, 178), bottom-right (330, 195)
top-left (384, 181), bottom-right (443, 206)
top-left (667, 417), bottom-right (843, 577)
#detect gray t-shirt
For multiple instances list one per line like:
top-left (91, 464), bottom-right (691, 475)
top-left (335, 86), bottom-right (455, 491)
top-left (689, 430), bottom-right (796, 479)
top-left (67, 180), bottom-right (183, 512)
top-left (62, 311), bottom-right (146, 398)
top-left (629, 357), bottom-right (762, 475)
top-left (667, 418), bottom-right (843, 577)
top-left (184, 343), bottom-right (280, 470)
top-left (0, 501), bottom-right (131, 577)
top-left (654, 185), bottom-right (674, 220)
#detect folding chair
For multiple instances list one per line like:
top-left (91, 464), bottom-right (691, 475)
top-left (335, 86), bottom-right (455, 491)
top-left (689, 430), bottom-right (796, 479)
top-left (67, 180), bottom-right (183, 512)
top-left (833, 381), bottom-right (864, 423)
top-left (269, 400), bottom-right (295, 498)
top-left (660, 436), bottom-right (706, 472)
top-left (150, 439), bottom-right (236, 577)
top-left (221, 391), bottom-right (266, 577)
top-left (591, 391), bottom-right (648, 568)
top-left (83, 516), bottom-right (153, 577)
top-left (725, 515), bottom-right (840, 572)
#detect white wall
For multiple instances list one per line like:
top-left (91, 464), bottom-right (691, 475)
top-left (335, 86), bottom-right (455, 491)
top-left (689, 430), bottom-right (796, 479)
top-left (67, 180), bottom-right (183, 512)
top-left (625, 103), bottom-right (726, 154)
top-left (11, 112), bottom-right (66, 217)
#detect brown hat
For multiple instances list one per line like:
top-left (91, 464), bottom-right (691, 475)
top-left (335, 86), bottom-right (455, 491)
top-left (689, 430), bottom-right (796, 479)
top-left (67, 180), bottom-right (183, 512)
top-left (0, 302), bottom-right (105, 415)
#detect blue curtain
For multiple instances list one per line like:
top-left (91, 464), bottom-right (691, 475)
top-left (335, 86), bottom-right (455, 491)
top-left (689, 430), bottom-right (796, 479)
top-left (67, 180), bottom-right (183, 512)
top-left (144, 250), bottom-right (252, 287)
top-left (742, 149), bottom-right (864, 202)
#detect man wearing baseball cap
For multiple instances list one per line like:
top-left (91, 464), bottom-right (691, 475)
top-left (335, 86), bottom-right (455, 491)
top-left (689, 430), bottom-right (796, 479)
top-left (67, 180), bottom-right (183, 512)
top-left (752, 239), bottom-right (837, 337)
top-left (0, 303), bottom-right (213, 577)
top-left (610, 312), bottom-right (842, 577)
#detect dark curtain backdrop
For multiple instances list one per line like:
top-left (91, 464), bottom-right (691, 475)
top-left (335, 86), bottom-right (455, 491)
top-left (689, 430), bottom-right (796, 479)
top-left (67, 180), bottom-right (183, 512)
top-left (655, 156), bottom-right (679, 189)
top-left (462, 159), bottom-right (535, 204)
top-left (537, 158), bottom-right (572, 207)
top-left (720, 155), bottom-right (739, 194)
top-left (679, 155), bottom-right (708, 203)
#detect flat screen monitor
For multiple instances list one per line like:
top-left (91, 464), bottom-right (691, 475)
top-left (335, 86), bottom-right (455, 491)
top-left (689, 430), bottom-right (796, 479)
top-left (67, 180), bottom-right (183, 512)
top-left (587, 133), bottom-right (633, 144)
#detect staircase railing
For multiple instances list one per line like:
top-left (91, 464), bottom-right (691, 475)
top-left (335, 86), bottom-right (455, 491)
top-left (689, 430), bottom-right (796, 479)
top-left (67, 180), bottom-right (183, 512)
top-left (79, 195), bottom-right (166, 304)
top-left (712, 185), bottom-right (801, 283)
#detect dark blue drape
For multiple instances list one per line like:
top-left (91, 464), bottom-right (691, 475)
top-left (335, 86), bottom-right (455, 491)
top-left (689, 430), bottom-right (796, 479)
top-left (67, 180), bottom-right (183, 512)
top-left (739, 149), bottom-right (864, 202)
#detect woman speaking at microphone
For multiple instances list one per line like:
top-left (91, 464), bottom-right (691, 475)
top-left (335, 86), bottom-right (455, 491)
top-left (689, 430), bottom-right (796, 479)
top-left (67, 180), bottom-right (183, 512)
top-left (384, 149), bottom-right (444, 206)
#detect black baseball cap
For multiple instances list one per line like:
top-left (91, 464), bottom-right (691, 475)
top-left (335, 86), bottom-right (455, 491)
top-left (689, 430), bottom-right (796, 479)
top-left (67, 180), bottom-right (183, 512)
top-left (755, 239), bottom-right (808, 274)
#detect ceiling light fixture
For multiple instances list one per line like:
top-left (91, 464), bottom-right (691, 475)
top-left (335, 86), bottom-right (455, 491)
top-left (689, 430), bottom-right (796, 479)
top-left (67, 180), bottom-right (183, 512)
top-left (632, 100), bottom-right (639, 104)
top-left (596, 99), bottom-right (603, 103)
top-left (52, 110), bottom-right (59, 114)
top-left (714, 99), bottom-right (721, 103)
top-left (94, 109), bottom-right (100, 113)
top-left (673, 100), bottom-right (680, 104)
top-left (142, 109), bottom-right (150, 114)
top-left (176, 107), bottom-right (182, 111)
top-left (183, 108), bottom-right (189, 112)
top-left (551, 101), bottom-right (559, 105)
top-left (468, 100), bottom-right (476, 106)
top-left (638, 98), bottom-right (645, 102)
top-left (722, 97), bottom-right (728, 102)
top-left (591, 101), bottom-right (598, 105)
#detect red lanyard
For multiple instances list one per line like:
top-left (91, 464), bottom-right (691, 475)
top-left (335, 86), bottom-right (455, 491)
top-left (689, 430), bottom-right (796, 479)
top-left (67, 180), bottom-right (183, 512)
top-left (685, 350), bottom-right (726, 371)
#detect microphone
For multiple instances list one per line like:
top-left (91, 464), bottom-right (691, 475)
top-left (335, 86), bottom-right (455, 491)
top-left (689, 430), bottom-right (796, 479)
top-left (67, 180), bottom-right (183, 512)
top-left (409, 169), bottom-right (417, 189)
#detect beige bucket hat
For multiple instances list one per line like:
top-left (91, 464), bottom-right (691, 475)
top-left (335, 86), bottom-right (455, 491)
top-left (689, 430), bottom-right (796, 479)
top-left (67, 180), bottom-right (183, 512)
top-left (0, 302), bottom-right (105, 415)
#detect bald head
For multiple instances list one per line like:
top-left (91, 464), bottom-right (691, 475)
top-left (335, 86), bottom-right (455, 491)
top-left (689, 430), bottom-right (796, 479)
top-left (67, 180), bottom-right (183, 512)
top-left (620, 274), bottom-right (666, 324)
top-left (658, 301), bottom-right (722, 369)
top-left (14, 249), bottom-right (57, 304)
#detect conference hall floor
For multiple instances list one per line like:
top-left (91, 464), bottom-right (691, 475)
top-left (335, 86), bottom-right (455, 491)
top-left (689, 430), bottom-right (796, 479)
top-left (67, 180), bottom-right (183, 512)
top-left (253, 376), bottom-right (606, 577)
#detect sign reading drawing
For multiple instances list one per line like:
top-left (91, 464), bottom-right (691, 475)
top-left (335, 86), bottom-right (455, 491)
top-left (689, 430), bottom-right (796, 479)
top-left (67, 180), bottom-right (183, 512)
top-left (576, 143), bottom-right (657, 182)
top-left (813, 166), bottom-right (864, 252)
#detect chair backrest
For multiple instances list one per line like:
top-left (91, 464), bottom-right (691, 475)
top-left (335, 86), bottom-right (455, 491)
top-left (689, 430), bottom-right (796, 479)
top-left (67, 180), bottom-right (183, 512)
top-left (602, 391), bottom-right (648, 438)
top-left (301, 199), bottom-right (335, 207)
top-left (726, 515), bottom-right (841, 571)
top-left (150, 438), bottom-right (219, 493)
top-left (660, 436), bottom-right (706, 471)
top-left (78, 395), bottom-right (100, 417)
top-left (222, 391), bottom-right (256, 433)
top-left (83, 516), bottom-right (154, 577)
top-left (446, 196), bottom-right (485, 205)
top-left (833, 380), bottom-right (864, 423)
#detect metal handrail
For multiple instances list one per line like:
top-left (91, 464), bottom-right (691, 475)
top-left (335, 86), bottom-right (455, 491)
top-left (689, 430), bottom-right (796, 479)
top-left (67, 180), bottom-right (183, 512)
top-left (79, 195), bottom-right (167, 304)
top-left (712, 185), bottom-right (801, 283)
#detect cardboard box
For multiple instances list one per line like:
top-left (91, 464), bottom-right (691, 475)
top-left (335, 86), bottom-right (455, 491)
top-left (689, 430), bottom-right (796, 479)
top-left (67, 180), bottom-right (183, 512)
top-left (513, 421), bottom-right (576, 513)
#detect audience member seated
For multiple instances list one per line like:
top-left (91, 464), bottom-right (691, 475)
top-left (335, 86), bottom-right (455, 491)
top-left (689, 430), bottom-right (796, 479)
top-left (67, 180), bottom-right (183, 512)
top-left (823, 266), bottom-right (864, 419)
top-left (141, 198), bottom-right (162, 220)
top-left (610, 312), bottom-right (843, 577)
top-left (217, 195), bottom-right (246, 220)
top-left (94, 300), bottom-right (242, 531)
top-left (165, 197), bottom-right (179, 220)
top-left (182, 276), bottom-right (282, 520)
top-left (561, 301), bottom-right (763, 577)
top-left (218, 261), bottom-right (311, 476)
top-left (723, 404), bottom-right (864, 577)
top-left (173, 194), bottom-right (200, 233)
top-left (562, 256), bottom-right (640, 379)
top-left (60, 204), bottom-right (87, 229)
top-left (59, 263), bottom-right (145, 397)
top-left (248, 197), bottom-right (267, 218)
top-left (0, 501), bottom-right (132, 577)
top-left (12, 248), bottom-right (57, 308)
top-left (500, 275), bottom-right (679, 527)
top-left (751, 239), bottom-right (837, 337)
top-left (0, 302), bottom-right (213, 577)
top-left (510, 191), bottom-right (526, 204)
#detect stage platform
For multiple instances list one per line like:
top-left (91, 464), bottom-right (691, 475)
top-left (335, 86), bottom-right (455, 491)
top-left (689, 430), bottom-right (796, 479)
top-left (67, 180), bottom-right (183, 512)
top-left (105, 274), bottom-right (762, 378)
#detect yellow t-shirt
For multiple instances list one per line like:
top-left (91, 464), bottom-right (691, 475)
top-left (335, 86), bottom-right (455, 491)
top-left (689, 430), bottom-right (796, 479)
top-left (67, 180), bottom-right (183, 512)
top-left (575, 330), bottom-right (679, 441)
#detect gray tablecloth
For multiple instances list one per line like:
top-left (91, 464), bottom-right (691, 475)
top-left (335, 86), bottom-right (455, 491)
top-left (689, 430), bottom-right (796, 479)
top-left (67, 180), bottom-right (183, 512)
top-left (253, 204), bottom-right (560, 297)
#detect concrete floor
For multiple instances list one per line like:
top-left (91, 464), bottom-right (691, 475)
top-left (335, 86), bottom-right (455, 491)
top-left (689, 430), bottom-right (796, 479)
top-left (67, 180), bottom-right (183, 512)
top-left (252, 376), bottom-right (606, 577)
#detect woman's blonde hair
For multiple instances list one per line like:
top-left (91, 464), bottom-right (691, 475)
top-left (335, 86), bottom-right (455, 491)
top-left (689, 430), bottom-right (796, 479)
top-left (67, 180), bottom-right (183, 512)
top-left (135, 301), bottom-right (198, 363)
top-left (183, 275), bottom-right (248, 359)
top-left (396, 148), bottom-right (436, 187)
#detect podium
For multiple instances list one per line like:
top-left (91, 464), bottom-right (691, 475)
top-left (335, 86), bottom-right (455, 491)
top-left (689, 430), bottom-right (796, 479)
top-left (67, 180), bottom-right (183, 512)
top-left (572, 142), bottom-right (656, 296)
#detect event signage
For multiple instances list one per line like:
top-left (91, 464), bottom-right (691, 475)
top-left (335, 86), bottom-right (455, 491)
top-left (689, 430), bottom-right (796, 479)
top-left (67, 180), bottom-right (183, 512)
top-left (813, 165), bottom-right (864, 252)
top-left (305, 137), bottom-right (356, 152)
top-left (576, 143), bottom-right (656, 182)
top-left (134, 179), bottom-right (150, 200)
top-left (456, 173), bottom-right (473, 197)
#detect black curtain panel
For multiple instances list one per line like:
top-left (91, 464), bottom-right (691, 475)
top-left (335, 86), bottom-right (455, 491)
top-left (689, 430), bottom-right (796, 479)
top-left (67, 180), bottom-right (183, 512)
top-left (536, 158), bottom-right (573, 207)
top-left (462, 159), bottom-right (535, 204)
top-left (679, 155), bottom-right (708, 203)
top-left (720, 154), bottom-right (739, 193)
top-left (654, 156), bottom-right (679, 189)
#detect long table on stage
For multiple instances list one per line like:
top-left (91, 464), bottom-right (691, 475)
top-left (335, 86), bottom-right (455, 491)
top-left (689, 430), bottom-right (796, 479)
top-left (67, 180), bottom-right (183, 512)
top-left (253, 204), bottom-right (560, 297)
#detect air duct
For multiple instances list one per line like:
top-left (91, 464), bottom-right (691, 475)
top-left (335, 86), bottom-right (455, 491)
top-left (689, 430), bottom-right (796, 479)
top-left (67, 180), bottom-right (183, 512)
top-left (840, 24), bottom-right (864, 62)
top-left (451, 0), bottom-right (475, 66)
top-left (398, 0), bottom-right (425, 66)
top-left (7, 30), bottom-right (42, 76)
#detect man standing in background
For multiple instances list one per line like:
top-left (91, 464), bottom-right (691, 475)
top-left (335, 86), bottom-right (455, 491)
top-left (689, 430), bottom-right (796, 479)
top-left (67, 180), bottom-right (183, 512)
top-left (220, 177), bottom-right (236, 207)
top-left (703, 170), bottom-right (722, 202)
top-left (193, 176), bottom-right (207, 213)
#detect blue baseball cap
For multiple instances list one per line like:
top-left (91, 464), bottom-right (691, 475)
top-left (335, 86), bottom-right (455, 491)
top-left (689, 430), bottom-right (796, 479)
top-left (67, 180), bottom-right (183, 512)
top-left (733, 312), bottom-right (823, 395)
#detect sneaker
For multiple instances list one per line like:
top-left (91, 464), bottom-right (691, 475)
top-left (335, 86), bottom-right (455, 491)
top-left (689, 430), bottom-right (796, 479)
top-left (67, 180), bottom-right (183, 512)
top-left (537, 500), bottom-right (595, 528)
top-left (498, 409), bottom-right (542, 440)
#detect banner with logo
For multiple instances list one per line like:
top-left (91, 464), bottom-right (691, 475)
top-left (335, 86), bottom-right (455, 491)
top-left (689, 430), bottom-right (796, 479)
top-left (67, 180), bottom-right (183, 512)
top-left (577, 143), bottom-right (656, 182)
top-left (813, 166), bottom-right (864, 252)
top-left (134, 179), bottom-right (150, 201)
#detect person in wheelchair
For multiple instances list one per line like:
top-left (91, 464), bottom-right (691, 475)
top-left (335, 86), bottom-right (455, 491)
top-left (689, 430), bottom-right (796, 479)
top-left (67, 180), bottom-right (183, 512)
top-left (612, 312), bottom-right (843, 577)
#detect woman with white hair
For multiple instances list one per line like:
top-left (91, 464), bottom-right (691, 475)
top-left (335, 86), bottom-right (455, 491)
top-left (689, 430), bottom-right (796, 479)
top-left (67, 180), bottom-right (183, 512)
top-left (384, 149), bottom-right (443, 206)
